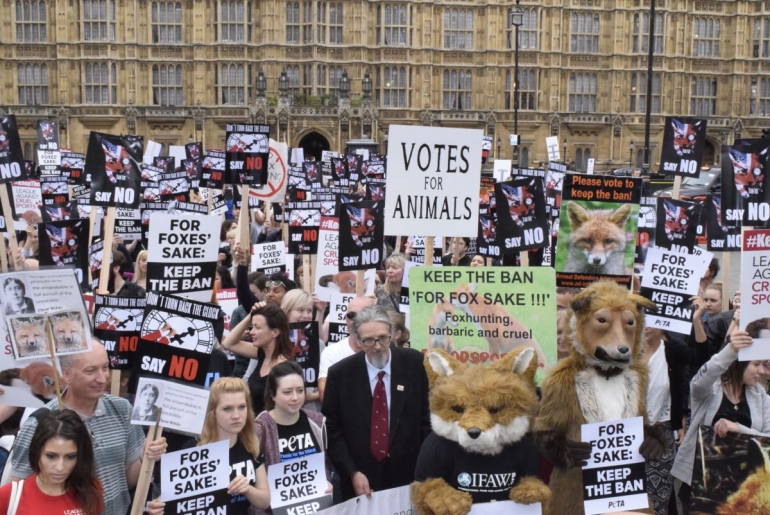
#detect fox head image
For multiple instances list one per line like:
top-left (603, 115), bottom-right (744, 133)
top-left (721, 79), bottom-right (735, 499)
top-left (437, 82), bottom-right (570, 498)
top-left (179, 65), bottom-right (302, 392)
top-left (502, 183), bottom-right (535, 226)
top-left (0, 124), bottom-right (9, 153)
top-left (39, 122), bottom-right (55, 141)
top-left (566, 202), bottom-right (631, 267)
top-left (347, 204), bottom-right (376, 245)
top-left (730, 147), bottom-right (767, 199)
top-left (50, 312), bottom-right (86, 347)
top-left (672, 119), bottom-right (700, 156)
top-left (11, 318), bottom-right (47, 354)
top-left (425, 346), bottom-right (539, 455)
top-left (717, 438), bottom-right (770, 515)
top-left (568, 281), bottom-right (656, 371)
top-left (663, 200), bottom-right (691, 241)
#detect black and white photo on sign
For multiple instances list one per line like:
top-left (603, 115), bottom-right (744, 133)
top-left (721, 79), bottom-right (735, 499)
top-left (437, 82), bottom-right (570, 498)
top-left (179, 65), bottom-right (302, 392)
top-left (658, 117), bottom-right (708, 177)
top-left (132, 376), bottom-right (211, 433)
top-left (384, 125), bottom-right (482, 238)
top-left (87, 132), bottom-right (143, 208)
top-left (2, 275), bottom-right (36, 315)
top-left (721, 138), bottom-right (770, 227)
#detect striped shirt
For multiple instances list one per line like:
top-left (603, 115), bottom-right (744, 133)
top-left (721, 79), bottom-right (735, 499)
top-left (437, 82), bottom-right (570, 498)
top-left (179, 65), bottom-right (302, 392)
top-left (11, 395), bottom-right (145, 515)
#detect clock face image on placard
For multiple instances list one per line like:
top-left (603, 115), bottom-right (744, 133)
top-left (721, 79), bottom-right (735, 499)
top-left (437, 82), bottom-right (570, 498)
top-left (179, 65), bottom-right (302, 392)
top-left (226, 133), bottom-right (269, 153)
top-left (141, 310), bottom-right (214, 354)
top-left (94, 308), bottom-right (143, 332)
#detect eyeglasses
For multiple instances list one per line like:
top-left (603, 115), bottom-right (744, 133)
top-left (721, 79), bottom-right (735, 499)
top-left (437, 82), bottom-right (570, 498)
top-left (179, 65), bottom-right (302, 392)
top-left (345, 312), bottom-right (357, 320)
top-left (359, 335), bottom-right (391, 347)
top-left (265, 281), bottom-right (285, 289)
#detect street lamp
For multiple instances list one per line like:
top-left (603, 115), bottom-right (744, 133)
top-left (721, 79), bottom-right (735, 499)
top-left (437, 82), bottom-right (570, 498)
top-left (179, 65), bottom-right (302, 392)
top-left (509, 0), bottom-right (523, 166)
top-left (563, 139), bottom-right (568, 164)
top-left (339, 70), bottom-right (350, 99)
top-left (497, 138), bottom-right (501, 159)
top-left (278, 70), bottom-right (289, 97)
top-left (362, 70), bottom-right (372, 100)
top-left (629, 140), bottom-right (634, 166)
top-left (255, 68), bottom-right (267, 98)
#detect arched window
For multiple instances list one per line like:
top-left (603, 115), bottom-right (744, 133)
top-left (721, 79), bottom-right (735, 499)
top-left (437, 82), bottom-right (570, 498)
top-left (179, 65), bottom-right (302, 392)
top-left (216, 63), bottom-right (251, 105)
top-left (568, 73), bottom-right (597, 112)
top-left (443, 69), bottom-right (472, 110)
top-left (570, 13), bottom-right (599, 53)
top-left (692, 17), bottom-right (721, 57)
top-left (690, 77), bottom-right (717, 116)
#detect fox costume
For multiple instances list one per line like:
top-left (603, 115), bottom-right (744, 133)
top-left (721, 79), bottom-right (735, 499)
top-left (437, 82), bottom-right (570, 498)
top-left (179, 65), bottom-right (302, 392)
top-left (412, 347), bottom-right (551, 515)
top-left (534, 281), bottom-right (666, 515)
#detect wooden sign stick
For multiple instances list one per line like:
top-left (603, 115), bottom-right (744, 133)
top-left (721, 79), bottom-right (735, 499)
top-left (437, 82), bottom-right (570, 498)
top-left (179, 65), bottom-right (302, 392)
top-left (309, 255), bottom-right (317, 295)
top-left (0, 230), bottom-right (8, 273)
top-left (424, 237), bottom-right (435, 267)
top-left (302, 255), bottom-right (311, 292)
top-left (0, 185), bottom-right (20, 270)
top-left (722, 252), bottom-right (731, 312)
top-left (129, 416), bottom-right (164, 515)
top-left (237, 184), bottom-right (250, 249)
top-left (97, 207), bottom-right (117, 294)
top-left (671, 176), bottom-right (682, 200)
top-left (356, 270), bottom-right (365, 296)
top-left (45, 320), bottom-right (64, 410)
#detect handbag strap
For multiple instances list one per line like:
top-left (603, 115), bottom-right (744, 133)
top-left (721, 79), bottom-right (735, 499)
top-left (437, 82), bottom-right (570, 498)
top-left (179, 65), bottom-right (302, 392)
top-left (8, 479), bottom-right (24, 515)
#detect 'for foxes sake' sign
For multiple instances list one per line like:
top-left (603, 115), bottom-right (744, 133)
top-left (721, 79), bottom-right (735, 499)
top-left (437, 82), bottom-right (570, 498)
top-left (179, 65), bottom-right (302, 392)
top-left (384, 125), bottom-right (482, 237)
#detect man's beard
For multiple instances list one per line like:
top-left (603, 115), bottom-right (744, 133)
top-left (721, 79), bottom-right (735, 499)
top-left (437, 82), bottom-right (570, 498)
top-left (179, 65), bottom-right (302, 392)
top-left (370, 351), bottom-right (388, 369)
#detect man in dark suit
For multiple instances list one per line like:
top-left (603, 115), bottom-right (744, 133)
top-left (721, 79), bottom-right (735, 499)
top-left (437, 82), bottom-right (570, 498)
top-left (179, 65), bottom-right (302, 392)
top-left (323, 304), bottom-right (431, 500)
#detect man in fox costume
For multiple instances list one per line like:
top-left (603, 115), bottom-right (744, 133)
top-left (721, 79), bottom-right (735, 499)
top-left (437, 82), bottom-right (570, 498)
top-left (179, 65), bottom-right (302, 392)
top-left (534, 281), bottom-right (666, 515)
top-left (411, 346), bottom-right (551, 515)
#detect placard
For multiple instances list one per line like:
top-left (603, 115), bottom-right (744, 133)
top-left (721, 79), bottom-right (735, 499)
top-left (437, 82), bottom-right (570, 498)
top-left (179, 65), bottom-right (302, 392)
top-left (721, 139), bottom-right (770, 227)
top-left (314, 217), bottom-right (339, 301)
top-left (0, 325), bottom-right (57, 408)
top-left (704, 195), bottom-right (741, 252)
top-left (545, 136), bottom-right (560, 162)
top-left (289, 321), bottom-right (320, 387)
top-left (267, 453), bottom-right (332, 515)
top-left (37, 218), bottom-right (90, 290)
top-left (147, 213), bottom-right (220, 302)
top-left (94, 294), bottom-right (145, 369)
top-left (0, 115), bottom-right (26, 183)
top-left (554, 175), bottom-right (641, 289)
top-left (9, 180), bottom-right (42, 231)
top-left (251, 242), bottom-right (286, 275)
top-left (408, 266), bottom-right (555, 381)
top-left (131, 376), bottom-right (210, 434)
top-left (327, 293), bottom-right (354, 344)
top-left (87, 132), bottom-right (143, 208)
top-left (658, 117), bottom-right (708, 177)
top-left (581, 417), bottom-right (647, 515)
top-left (384, 125), bottom-right (482, 237)
top-left (739, 228), bottom-right (770, 360)
top-left (338, 201), bottom-right (384, 271)
top-left (249, 140), bottom-right (289, 203)
top-left (655, 198), bottom-right (702, 252)
top-left (493, 160), bottom-right (512, 183)
top-left (494, 177), bottom-right (548, 253)
top-left (225, 124), bottom-right (270, 185)
top-left (406, 236), bottom-right (443, 265)
top-left (161, 440), bottom-right (230, 502)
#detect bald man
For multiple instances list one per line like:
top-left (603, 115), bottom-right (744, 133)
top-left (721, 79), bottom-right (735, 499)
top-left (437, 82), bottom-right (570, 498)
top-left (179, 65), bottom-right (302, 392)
top-left (11, 339), bottom-right (167, 515)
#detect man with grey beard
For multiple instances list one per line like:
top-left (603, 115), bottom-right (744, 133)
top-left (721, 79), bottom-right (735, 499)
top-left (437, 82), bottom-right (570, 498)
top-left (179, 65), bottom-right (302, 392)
top-left (322, 304), bottom-right (430, 501)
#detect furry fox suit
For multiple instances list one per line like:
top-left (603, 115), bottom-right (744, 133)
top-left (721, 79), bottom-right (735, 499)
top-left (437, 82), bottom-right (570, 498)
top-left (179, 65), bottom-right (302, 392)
top-left (412, 346), bottom-right (551, 515)
top-left (534, 281), bottom-right (666, 515)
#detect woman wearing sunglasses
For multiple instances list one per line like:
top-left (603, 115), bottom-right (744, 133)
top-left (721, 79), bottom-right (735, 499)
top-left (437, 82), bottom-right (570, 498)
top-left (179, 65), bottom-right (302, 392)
top-left (233, 244), bottom-right (297, 312)
top-left (223, 304), bottom-right (295, 414)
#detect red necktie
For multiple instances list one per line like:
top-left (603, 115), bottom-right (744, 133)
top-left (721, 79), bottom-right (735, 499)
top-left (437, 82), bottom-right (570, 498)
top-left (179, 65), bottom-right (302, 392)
top-left (370, 370), bottom-right (389, 462)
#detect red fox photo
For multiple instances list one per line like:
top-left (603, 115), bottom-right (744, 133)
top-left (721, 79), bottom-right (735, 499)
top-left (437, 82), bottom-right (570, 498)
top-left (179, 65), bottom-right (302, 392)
top-left (560, 202), bottom-right (633, 276)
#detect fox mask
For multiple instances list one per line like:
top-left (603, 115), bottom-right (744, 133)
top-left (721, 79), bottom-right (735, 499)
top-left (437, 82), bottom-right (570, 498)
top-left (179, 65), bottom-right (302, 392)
top-left (425, 347), bottom-right (539, 455)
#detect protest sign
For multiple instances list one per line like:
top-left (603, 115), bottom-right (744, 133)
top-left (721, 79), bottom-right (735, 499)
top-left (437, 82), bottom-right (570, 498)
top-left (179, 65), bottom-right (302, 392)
top-left (61, 151), bottom-right (85, 185)
top-left (0, 325), bottom-right (57, 408)
top-left (131, 376), bottom-right (210, 434)
top-left (267, 453), bottom-right (331, 515)
top-left (691, 426), bottom-right (770, 515)
top-left (721, 139), bottom-right (770, 227)
top-left (94, 294), bottom-right (145, 369)
top-left (554, 174), bottom-right (641, 289)
top-left (634, 196), bottom-right (656, 276)
top-left (408, 266), bottom-right (555, 380)
top-left (640, 246), bottom-right (711, 334)
top-left (705, 195), bottom-right (741, 252)
top-left (161, 440), bottom-right (230, 502)
top-left (37, 218), bottom-right (90, 288)
top-left (314, 217), bottom-right (339, 301)
top-left (581, 417), bottom-right (647, 515)
top-left (0, 269), bottom-right (92, 360)
top-left (251, 242), bottom-right (286, 275)
top-left (225, 124), bottom-right (270, 185)
top-left (655, 198), bottom-right (702, 252)
top-left (159, 171), bottom-right (190, 202)
top-left (250, 140), bottom-right (289, 203)
top-left (288, 209), bottom-right (320, 255)
top-left (545, 136), bottom-right (560, 162)
top-left (215, 288), bottom-right (238, 341)
top-left (147, 213), bottom-right (220, 303)
top-left (36, 120), bottom-right (61, 176)
top-left (494, 177), bottom-right (548, 253)
top-left (406, 236), bottom-right (443, 265)
top-left (0, 115), bottom-right (26, 183)
top-left (384, 125), bottom-right (482, 237)
top-left (9, 180), bottom-right (42, 231)
top-left (338, 201), bottom-right (384, 271)
top-left (136, 291), bottom-right (217, 387)
top-left (289, 322), bottom-right (320, 387)
top-left (87, 132), bottom-right (143, 209)
top-left (493, 160), bottom-right (511, 183)
top-left (327, 293), bottom-right (354, 344)
top-left (114, 208), bottom-right (142, 240)
top-left (658, 117), bottom-right (708, 177)
top-left (201, 151), bottom-right (226, 190)
top-left (739, 228), bottom-right (770, 360)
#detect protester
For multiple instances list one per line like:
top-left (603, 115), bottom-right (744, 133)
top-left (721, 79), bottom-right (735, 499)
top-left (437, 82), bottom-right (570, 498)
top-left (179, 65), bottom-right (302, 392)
top-left (253, 362), bottom-right (332, 514)
top-left (264, 273), bottom-right (296, 306)
top-left (689, 282), bottom-right (725, 374)
top-left (110, 252), bottom-right (145, 297)
top-left (133, 250), bottom-right (148, 290)
top-left (0, 409), bottom-right (102, 515)
top-left (388, 311), bottom-right (410, 348)
top-left (322, 305), bottom-right (430, 500)
top-left (217, 265), bottom-right (236, 290)
top-left (671, 330), bottom-right (770, 513)
top-left (440, 237), bottom-right (471, 266)
top-left (148, 378), bottom-right (270, 515)
top-left (222, 304), bottom-right (294, 414)
top-left (20, 225), bottom-right (38, 260)
top-left (279, 289), bottom-right (324, 410)
top-left (375, 253), bottom-right (405, 313)
top-left (11, 341), bottom-right (167, 515)
top-left (469, 253), bottom-right (486, 267)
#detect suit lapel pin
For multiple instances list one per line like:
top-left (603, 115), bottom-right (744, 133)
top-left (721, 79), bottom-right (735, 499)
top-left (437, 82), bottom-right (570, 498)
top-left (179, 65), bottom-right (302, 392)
top-left (397, 385), bottom-right (404, 391)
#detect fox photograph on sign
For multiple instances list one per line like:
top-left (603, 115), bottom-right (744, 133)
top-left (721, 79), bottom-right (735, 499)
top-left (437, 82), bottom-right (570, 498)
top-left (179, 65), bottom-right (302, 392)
top-left (87, 132), bottom-right (143, 208)
top-left (659, 117), bottom-right (707, 177)
top-left (384, 125), bottom-right (482, 237)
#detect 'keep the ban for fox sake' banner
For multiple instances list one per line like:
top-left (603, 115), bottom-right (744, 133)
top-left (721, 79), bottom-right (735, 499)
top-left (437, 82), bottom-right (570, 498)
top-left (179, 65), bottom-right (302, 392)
top-left (408, 266), bottom-right (555, 383)
top-left (554, 175), bottom-right (642, 289)
top-left (384, 125), bottom-right (482, 238)
top-left (147, 213), bottom-right (220, 303)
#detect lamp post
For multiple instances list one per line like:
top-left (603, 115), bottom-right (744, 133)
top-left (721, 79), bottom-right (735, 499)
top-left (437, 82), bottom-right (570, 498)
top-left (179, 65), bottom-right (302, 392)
top-left (563, 139), bottom-right (568, 164)
top-left (643, 0), bottom-right (656, 176)
top-left (362, 70), bottom-right (372, 106)
top-left (629, 140), bottom-right (634, 166)
top-left (339, 70), bottom-right (350, 99)
top-left (255, 68), bottom-right (267, 99)
top-left (509, 0), bottom-right (523, 167)
top-left (278, 70), bottom-right (289, 99)
top-left (497, 138), bottom-right (501, 159)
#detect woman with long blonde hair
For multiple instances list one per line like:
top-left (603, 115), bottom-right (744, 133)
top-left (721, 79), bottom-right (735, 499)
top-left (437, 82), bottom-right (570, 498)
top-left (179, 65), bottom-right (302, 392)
top-left (375, 252), bottom-right (406, 312)
top-left (133, 250), bottom-right (148, 290)
top-left (148, 378), bottom-right (270, 515)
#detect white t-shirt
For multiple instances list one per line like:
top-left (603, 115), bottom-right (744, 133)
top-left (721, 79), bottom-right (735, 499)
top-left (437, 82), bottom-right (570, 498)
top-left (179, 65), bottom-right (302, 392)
top-left (319, 337), bottom-right (357, 379)
top-left (646, 342), bottom-right (671, 425)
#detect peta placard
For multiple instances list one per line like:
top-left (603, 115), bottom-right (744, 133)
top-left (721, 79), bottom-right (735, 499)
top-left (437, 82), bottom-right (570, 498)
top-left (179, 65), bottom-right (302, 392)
top-left (267, 453), bottom-right (332, 515)
top-left (147, 213), bottom-right (220, 302)
top-left (739, 229), bottom-right (770, 360)
top-left (251, 242), bottom-right (286, 275)
top-left (581, 417), bottom-right (647, 515)
top-left (161, 440), bottom-right (230, 502)
top-left (384, 125), bottom-right (482, 237)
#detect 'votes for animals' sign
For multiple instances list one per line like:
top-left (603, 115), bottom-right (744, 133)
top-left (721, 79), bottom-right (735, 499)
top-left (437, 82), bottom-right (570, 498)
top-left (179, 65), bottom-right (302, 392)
top-left (581, 417), bottom-right (647, 515)
top-left (384, 125), bottom-right (482, 238)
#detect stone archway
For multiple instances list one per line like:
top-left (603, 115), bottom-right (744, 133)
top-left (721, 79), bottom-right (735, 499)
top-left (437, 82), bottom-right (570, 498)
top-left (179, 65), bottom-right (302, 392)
top-left (297, 131), bottom-right (331, 162)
